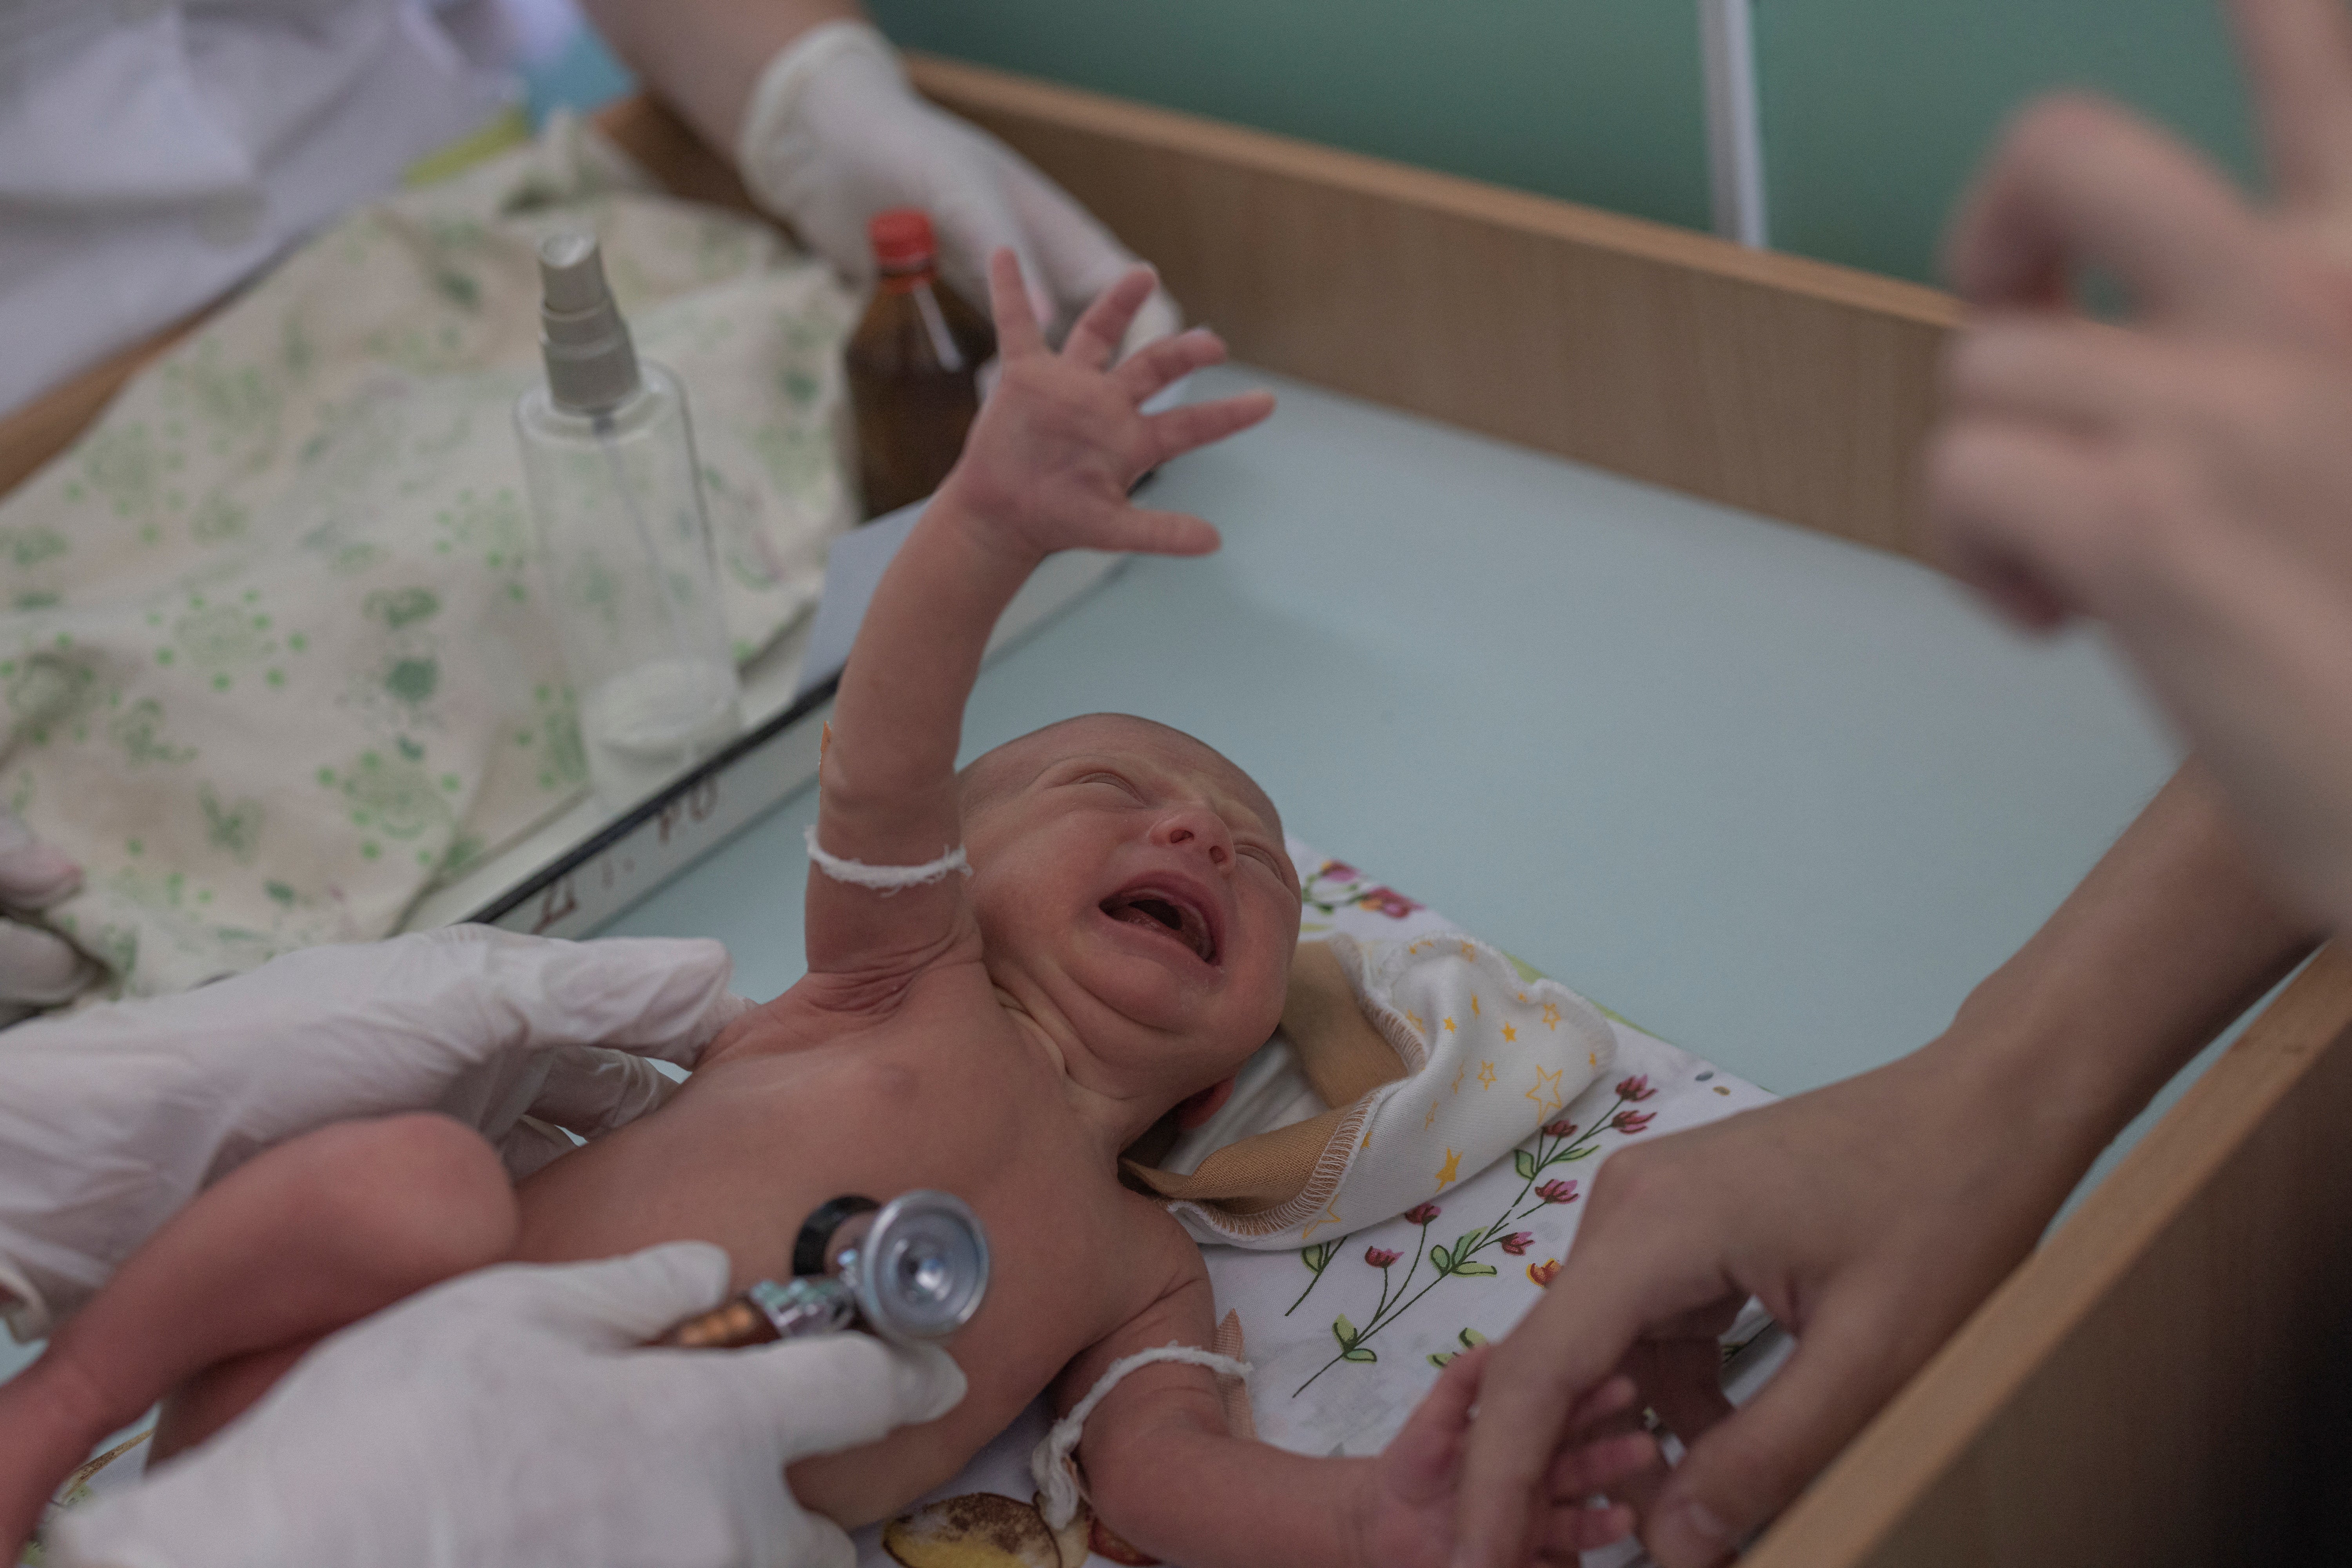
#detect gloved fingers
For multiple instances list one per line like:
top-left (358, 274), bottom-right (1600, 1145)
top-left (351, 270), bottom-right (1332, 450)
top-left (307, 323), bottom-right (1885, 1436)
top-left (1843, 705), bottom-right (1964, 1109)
top-left (0, 809), bottom-right (80, 908)
top-left (1116, 326), bottom-right (1229, 406)
top-left (494, 1114), bottom-right (581, 1181)
top-left (523, 1045), bottom-right (682, 1138)
top-left (994, 145), bottom-right (1153, 323)
top-left (502, 1241), bottom-right (736, 1344)
top-left (927, 160), bottom-right (1055, 337)
top-left (418, 927), bottom-right (746, 1066)
top-left (0, 917), bottom-right (95, 1006)
top-left (726, 1336), bottom-right (968, 1462)
top-left (1121, 287), bottom-right (1186, 366)
top-left (992, 148), bottom-right (1185, 360)
top-left (1061, 265), bottom-right (1160, 371)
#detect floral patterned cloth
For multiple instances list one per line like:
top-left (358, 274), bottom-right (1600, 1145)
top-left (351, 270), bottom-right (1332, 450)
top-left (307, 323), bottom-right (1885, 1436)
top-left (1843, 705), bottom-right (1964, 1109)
top-left (1140, 925), bottom-right (1617, 1251)
top-left (0, 117), bottom-right (857, 998)
top-left (841, 847), bottom-right (1773, 1566)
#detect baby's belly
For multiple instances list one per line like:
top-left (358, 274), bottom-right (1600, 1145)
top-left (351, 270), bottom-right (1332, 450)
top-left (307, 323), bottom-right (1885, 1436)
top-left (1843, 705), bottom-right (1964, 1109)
top-left (510, 1047), bottom-right (1131, 1527)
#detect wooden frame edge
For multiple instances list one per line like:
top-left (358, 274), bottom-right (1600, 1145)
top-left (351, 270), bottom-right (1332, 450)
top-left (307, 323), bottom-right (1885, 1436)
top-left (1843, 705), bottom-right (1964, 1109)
top-left (906, 53), bottom-right (1962, 558)
top-left (1751, 944), bottom-right (2352, 1566)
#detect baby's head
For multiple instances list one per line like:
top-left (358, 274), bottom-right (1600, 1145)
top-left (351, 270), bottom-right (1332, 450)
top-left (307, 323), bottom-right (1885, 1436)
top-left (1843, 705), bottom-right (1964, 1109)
top-left (959, 714), bottom-right (1300, 1122)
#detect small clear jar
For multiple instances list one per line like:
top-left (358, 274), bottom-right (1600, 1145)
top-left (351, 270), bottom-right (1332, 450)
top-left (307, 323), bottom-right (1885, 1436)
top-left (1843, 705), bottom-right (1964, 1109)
top-left (514, 237), bottom-right (740, 808)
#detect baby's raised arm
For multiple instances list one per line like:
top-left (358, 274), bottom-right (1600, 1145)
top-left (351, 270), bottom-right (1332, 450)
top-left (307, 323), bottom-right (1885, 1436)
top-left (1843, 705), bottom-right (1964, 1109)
top-left (805, 254), bottom-right (1273, 981)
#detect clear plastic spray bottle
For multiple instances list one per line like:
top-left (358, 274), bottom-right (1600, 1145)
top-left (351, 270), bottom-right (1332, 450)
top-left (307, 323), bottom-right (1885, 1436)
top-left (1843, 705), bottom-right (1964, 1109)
top-left (514, 233), bottom-right (742, 808)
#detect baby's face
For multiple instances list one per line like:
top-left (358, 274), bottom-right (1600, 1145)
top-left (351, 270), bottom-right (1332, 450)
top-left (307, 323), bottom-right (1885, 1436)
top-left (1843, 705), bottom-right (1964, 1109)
top-left (960, 716), bottom-right (1300, 1080)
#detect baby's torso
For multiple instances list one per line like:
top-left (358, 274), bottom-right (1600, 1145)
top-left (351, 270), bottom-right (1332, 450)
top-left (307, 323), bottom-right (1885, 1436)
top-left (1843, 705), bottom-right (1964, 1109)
top-left (511, 970), bottom-right (1193, 1527)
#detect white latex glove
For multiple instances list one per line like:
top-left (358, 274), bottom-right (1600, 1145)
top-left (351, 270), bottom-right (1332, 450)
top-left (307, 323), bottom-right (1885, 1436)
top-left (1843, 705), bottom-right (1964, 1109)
top-left (0, 805), bottom-right (96, 1027)
top-left (51, 1242), bottom-right (966, 1568)
top-left (737, 21), bottom-right (1183, 358)
top-left (0, 925), bottom-right (750, 1339)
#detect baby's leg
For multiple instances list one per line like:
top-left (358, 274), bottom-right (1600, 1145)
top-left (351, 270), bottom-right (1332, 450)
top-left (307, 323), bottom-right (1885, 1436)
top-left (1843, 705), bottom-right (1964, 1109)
top-left (0, 1114), bottom-right (516, 1555)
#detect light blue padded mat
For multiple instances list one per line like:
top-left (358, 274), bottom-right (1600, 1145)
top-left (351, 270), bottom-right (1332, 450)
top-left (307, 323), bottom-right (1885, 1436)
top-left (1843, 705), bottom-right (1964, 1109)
top-left (607, 363), bottom-right (2182, 1118)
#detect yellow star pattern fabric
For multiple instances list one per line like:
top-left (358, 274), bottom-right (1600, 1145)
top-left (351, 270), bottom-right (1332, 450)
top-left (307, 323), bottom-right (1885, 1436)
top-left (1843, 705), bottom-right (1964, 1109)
top-left (1144, 917), bottom-right (1616, 1252)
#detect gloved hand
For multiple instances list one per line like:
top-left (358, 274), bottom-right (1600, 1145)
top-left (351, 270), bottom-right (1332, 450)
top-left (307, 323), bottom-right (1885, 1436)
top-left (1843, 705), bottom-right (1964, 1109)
top-left (0, 804), bottom-right (95, 1027)
top-left (736, 21), bottom-right (1183, 358)
top-left (0, 925), bottom-right (750, 1339)
top-left (49, 1242), bottom-right (966, 1568)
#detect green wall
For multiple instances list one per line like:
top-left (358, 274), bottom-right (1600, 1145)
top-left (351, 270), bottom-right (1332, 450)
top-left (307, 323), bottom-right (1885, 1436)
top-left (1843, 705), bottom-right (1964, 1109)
top-left (534, 1), bottom-right (2268, 289)
top-left (1756, 1), bottom-right (2257, 285)
top-left (865, 0), bottom-right (1715, 234)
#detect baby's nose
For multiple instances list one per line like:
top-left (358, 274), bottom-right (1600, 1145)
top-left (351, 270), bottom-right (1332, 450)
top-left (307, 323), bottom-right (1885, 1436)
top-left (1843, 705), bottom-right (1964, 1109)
top-left (1155, 809), bottom-right (1232, 867)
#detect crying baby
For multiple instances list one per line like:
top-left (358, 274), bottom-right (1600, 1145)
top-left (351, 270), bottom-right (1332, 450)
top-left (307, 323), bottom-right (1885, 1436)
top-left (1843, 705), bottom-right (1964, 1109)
top-left (0, 255), bottom-right (1651, 1568)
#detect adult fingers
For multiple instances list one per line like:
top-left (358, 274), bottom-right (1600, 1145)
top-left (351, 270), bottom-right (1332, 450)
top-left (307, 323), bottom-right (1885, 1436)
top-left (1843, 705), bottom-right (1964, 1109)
top-left (523, 1045), bottom-right (680, 1137)
top-left (1386, 1345), bottom-right (1490, 1496)
top-left (1536, 1495), bottom-right (1642, 1560)
top-left (1450, 1237), bottom-right (1704, 1568)
top-left (1642, 1298), bottom-right (1923, 1568)
top-left (985, 247), bottom-right (1049, 360)
top-left (737, 1337), bottom-right (969, 1462)
top-left (499, 1240), bottom-right (733, 1343)
top-left (1118, 327), bottom-right (1229, 405)
top-left (0, 919), bottom-right (95, 1008)
top-left (1945, 94), bottom-right (2281, 334)
top-left (1062, 266), bottom-right (1159, 371)
top-left (1944, 314), bottom-right (2203, 437)
top-left (1924, 419), bottom-right (2121, 628)
top-left (0, 809), bottom-right (80, 908)
top-left (2232, 0), bottom-right (2352, 218)
top-left (927, 164), bottom-right (1056, 332)
top-left (1631, 1334), bottom-right (1737, 1451)
top-left (1145, 389), bottom-right (1276, 464)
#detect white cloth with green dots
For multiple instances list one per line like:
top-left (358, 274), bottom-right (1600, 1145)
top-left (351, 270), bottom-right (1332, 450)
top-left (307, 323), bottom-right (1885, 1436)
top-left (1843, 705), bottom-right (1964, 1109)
top-left (0, 117), bottom-right (858, 998)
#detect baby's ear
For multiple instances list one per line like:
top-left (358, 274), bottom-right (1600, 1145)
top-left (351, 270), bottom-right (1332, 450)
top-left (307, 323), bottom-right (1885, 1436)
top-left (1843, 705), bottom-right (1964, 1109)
top-left (1174, 1076), bottom-right (1237, 1131)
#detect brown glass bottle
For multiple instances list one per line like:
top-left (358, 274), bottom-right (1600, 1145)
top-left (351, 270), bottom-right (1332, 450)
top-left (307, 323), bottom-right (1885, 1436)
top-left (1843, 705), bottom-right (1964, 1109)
top-left (844, 209), bottom-right (996, 518)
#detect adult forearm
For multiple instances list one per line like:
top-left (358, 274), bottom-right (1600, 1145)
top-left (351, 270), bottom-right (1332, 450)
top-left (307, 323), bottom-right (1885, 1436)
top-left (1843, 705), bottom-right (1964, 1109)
top-left (1929, 756), bottom-right (2320, 1191)
top-left (575, 0), bottom-right (865, 156)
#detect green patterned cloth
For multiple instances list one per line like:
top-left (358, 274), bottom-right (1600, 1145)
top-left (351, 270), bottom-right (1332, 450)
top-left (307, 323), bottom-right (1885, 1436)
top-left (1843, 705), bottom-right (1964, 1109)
top-left (0, 117), bottom-right (857, 997)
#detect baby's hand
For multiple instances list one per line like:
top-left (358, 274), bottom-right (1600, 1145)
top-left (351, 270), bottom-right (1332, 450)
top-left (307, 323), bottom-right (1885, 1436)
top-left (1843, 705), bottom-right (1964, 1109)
top-left (1358, 1348), bottom-right (1657, 1568)
top-left (936, 250), bottom-right (1275, 563)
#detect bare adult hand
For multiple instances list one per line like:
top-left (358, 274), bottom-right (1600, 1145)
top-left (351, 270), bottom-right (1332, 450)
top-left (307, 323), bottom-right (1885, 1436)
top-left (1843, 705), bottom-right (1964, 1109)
top-left (1929, 0), bottom-right (2352, 932)
top-left (1449, 692), bottom-right (2317, 1558)
top-left (1449, 1040), bottom-right (2076, 1568)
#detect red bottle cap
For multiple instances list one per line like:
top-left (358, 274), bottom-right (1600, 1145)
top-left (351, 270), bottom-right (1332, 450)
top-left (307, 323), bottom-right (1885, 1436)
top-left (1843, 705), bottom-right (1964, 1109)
top-left (869, 209), bottom-right (937, 269)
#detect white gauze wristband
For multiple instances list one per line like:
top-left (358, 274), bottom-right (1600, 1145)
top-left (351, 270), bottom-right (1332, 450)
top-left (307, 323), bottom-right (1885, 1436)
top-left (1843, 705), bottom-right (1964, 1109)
top-left (1030, 1344), bottom-right (1252, 1528)
top-left (803, 826), bottom-right (969, 893)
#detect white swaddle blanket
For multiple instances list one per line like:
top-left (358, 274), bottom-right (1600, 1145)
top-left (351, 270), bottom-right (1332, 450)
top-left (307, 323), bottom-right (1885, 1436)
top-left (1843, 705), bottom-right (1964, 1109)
top-left (0, 120), bottom-right (857, 997)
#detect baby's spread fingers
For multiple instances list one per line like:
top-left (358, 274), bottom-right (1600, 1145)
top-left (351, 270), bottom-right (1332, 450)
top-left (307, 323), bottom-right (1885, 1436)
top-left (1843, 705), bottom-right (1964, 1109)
top-left (986, 247), bottom-right (1048, 358)
top-left (1114, 507), bottom-right (1221, 557)
top-left (1145, 391), bottom-right (1276, 464)
top-left (1116, 327), bottom-right (1229, 405)
top-left (1063, 265), bottom-right (1159, 370)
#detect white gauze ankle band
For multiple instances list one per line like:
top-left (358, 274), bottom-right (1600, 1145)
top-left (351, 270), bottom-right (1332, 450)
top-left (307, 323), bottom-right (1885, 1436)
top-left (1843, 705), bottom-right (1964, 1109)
top-left (802, 826), bottom-right (970, 892)
top-left (1030, 1344), bottom-right (1252, 1528)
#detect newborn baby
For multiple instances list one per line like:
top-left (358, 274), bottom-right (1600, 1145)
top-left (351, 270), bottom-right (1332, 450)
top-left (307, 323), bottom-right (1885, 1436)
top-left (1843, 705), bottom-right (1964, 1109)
top-left (0, 256), bottom-right (1646, 1568)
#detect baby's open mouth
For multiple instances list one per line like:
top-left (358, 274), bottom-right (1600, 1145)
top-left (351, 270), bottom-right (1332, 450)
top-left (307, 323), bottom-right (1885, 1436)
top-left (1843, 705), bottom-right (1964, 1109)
top-left (1100, 887), bottom-right (1218, 965)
